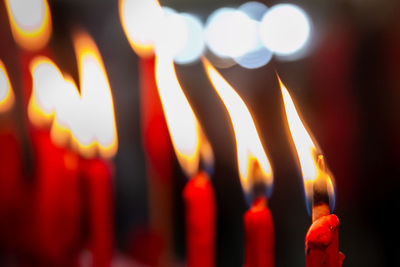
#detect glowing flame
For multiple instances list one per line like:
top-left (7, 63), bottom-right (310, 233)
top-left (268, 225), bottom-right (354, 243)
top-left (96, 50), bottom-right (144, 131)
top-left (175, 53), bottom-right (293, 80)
top-left (279, 77), bottom-right (335, 211)
top-left (5, 0), bottom-right (52, 51)
top-left (119, 0), bottom-right (163, 57)
top-left (73, 31), bottom-right (118, 158)
top-left (50, 76), bottom-right (81, 148)
top-left (155, 55), bottom-right (213, 177)
top-left (0, 61), bottom-right (15, 113)
top-left (203, 59), bottom-right (272, 196)
top-left (28, 57), bottom-right (65, 127)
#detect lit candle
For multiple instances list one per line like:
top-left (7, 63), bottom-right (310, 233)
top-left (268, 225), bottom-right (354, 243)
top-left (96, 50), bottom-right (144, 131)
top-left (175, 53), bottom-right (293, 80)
top-left (71, 31), bottom-right (118, 267)
top-left (119, 0), bottom-right (174, 263)
top-left (279, 77), bottom-right (344, 267)
top-left (155, 55), bottom-right (216, 267)
top-left (203, 59), bottom-right (274, 267)
top-left (29, 57), bottom-right (82, 264)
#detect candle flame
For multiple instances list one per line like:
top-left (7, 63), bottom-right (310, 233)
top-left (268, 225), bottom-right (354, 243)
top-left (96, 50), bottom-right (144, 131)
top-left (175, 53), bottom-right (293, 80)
top-left (279, 76), bottom-right (335, 212)
top-left (119, 0), bottom-right (163, 57)
top-left (28, 57), bottom-right (65, 127)
top-left (0, 61), bottom-right (15, 113)
top-left (28, 57), bottom-right (80, 148)
top-left (203, 59), bottom-right (273, 197)
top-left (155, 55), bottom-right (213, 177)
top-left (73, 31), bottom-right (118, 159)
top-left (5, 0), bottom-right (52, 51)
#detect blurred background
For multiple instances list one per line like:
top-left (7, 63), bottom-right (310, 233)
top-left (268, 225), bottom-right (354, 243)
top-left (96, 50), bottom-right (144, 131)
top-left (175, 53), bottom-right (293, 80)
top-left (1, 0), bottom-right (399, 266)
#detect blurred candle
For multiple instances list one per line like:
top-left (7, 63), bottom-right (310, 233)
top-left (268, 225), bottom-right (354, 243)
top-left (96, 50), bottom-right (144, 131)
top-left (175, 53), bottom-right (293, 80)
top-left (279, 77), bottom-right (344, 267)
top-left (155, 55), bottom-right (216, 267)
top-left (72, 31), bottom-right (118, 267)
top-left (203, 59), bottom-right (274, 267)
top-left (119, 0), bottom-right (174, 264)
top-left (29, 57), bottom-right (83, 264)
top-left (0, 60), bottom-right (25, 252)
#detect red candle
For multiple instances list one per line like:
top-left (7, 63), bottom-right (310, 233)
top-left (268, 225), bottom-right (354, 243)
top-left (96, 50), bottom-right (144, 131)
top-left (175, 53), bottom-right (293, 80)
top-left (305, 204), bottom-right (344, 267)
top-left (0, 61), bottom-right (25, 252)
top-left (203, 59), bottom-right (275, 267)
top-left (139, 56), bottom-right (174, 264)
top-left (119, 1), bottom-right (174, 263)
top-left (278, 77), bottom-right (344, 267)
top-left (183, 171), bottom-right (216, 267)
top-left (34, 130), bottom-right (81, 264)
top-left (81, 158), bottom-right (114, 267)
top-left (154, 56), bottom-right (217, 266)
top-left (244, 197), bottom-right (274, 267)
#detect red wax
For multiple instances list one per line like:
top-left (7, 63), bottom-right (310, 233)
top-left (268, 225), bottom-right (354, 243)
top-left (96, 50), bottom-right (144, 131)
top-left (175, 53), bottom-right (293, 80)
top-left (139, 56), bottom-right (173, 264)
top-left (305, 214), bottom-right (344, 267)
top-left (183, 172), bottom-right (216, 267)
top-left (34, 131), bottom-right (81, 264)
top-left (0, 125), bottom-right (24, 251)
top-left (81, 158), bottom-right (114, 267)
top-left (244, 197), bottom-right (275, 267)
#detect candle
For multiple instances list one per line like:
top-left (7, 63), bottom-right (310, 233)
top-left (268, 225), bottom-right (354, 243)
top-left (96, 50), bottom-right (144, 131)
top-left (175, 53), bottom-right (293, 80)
top-left (139, 56), bottom-right (174, 264)
top-left (28, 58), bottom-right (83, 264)
top-left (80, 158), bottom-right (114, 267)
top-left (119, 0), bottom-right (175, 263)
top-left (71, 30), bottom-right (119, 266)
top-left (279, 77), bottom-right (344, 267)
top-left (203, 59), bottom-right (274, 267)
top-left (155, 55), bottom-right (216, 267)
top-left (183, 171), bottom-right (216, 267)
top-left (0, 60), bottom-right (25, 251)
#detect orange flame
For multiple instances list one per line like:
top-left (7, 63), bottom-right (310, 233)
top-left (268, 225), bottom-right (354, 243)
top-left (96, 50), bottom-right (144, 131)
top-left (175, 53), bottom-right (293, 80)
top-left (203, 59), bottom-right (272, 196)
top-left (73, 31), bottom-right (118, 159)
top-left (5, 0), bottom-right (52, 51)
top-left (119, 0), bottom-right (162, 57)
top-left (155, 55), bottom-right (213, 177)
top-left (0, 60), bottom-right (15, 113)
top-left (279, 76), bottom-right (335, 211)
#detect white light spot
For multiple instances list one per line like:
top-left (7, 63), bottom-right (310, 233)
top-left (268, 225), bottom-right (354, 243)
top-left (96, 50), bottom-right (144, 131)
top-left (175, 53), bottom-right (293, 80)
top-left (239, 1), bottom-right (268, 21)
top-left (259, 4), bottom-right (311, 56)
top-left (235, 2), bottom-right (272, 69)
top-left (154, 7), bottom-right (189, 58)
top-left (205, 8), bottom-right (258, 58)
top-left (174, 13), bottom-right (205, 65)
top-left (119, 0), bottom-right (163, 47)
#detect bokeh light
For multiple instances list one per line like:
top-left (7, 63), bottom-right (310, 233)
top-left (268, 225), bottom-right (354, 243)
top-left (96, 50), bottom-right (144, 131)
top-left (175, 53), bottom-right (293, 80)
top-left (235, 2), bottom-right (273, 69)
top-left (174, 13), bottom-right (205, 65)
top-left (259, 4), bottom-right (311, 56)
top-left (154, 7), bottom-right (188, 59)
top-left (205, 8), bottom-right (258, 58)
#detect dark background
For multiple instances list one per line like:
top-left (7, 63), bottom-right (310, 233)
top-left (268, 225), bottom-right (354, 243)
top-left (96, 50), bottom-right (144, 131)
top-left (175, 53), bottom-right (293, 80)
top-left (2, 0), bottom-right (400, 266)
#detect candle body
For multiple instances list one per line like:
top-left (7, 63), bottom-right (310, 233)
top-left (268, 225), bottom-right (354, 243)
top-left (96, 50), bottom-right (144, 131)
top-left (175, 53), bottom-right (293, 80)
top-left (183, 172), bottom-right (216, 267)
top-left (0, 125), bottom-right (24, 251)
top-left (34, 131), bottom-right (81, 264)
top-left (244, 197), bottom-right (274, 267)
top-left (140, 56), bottom-right (173, 265)
top-left (305, 214), bottom-right (344, 267)
top-left (81, 158), bottom-right (114, 267)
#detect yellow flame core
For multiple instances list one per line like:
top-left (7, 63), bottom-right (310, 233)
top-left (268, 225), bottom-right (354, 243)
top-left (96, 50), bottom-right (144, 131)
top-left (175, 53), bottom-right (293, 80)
top-left (0, 61), bottom-right (15, 113)
top-left (155, 55), bottom-right (213, 178)
top-left (5, 0), bottom-right (52, 51)
top-left (279, 77), bottom-right (335, 208)
top-left (203, 59), bottom-right (272, 195)
top-left (73, 32), bottom-right (118, 159)
top-left (119, 0), bottom-right (162, 57)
